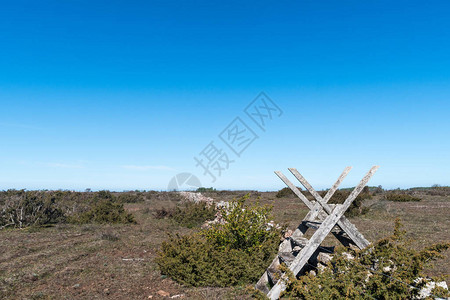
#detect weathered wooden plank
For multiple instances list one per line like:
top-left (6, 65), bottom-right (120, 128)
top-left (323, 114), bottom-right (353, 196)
top-left (288, 167), bottom-right (377, 249)
top-left (290, 205), bottom-right (344, 275)
top-left (290, 236), bottom-right (308, 248)
top-left (323, 166), bottom-right (352, 202)
top-left (303, 221), bottom-right (322, 229)
top-left (267, 167), bottom-right (379, 299)
top-left (291, 207), bottom-right (315, 239)
top-left (255, 272), bottom-right (270, 294)
top-left (288, 167), bottom-right (351, 225)
top-left (289, 167), bottom-right (369, 248)
top-left (274, 171), bottom-right (315, 210)
top-left (267, 267), bottom-right (281, 285)
top-left (278, 252), bottom-right (296, 266)
top-left (267, 205), bottom-right (344, 300)
top-left (339, 166), bottom-right (379, 212)
top-left (276, 167), bottom-right (351, 230)
top-left (338, 217), bottom-right (370, 248)
top-left (259, 167), bottom-right (379, 298)
top-left (255, 255), bottom-right (280, 292)
top-left (288, 168), bottom-right (324, 203)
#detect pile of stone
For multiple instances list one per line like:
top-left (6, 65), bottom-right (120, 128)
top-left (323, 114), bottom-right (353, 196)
top-left (178, 191), bottom-right (214, 206)
top-left (178, 192), bottom-right (226, 228)
top-left (178, 192), bottom-right (280, 230)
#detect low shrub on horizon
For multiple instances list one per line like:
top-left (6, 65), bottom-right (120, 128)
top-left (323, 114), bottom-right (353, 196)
top-left (116, 192), bottom-right (146, 203)
top-left (326, 187), bottom-right (372, 217)
top-left (276, 186), bottom-right (297, 198)
top-left (275, 186), bottom-right (372, 217)
top-left (196, 187), bottom-right (216, 193)
top-left (385, 192), bottom-right (421, 202)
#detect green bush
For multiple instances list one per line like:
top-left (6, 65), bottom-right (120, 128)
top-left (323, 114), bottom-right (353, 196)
top-left (0, 190), bottom-right (191, 229)
top-left (373, 185), bottom-right (384, 195)
top-left (154, 207), bottom-right (174, 219)
top-left (281, 219), bottom-right (450, 299)
top-left (69, 198), bottom-right (135, 224)
top-left (385, 193), bottom-right (421, 202)
top-left (0, 190), bottom-right (65, 229)
top-left (171, 201), bottom-right (216, 228)
top-left (116, 192), bottom-right (145, 203)
top-left (328, 189), bottom-right (372, 217)
top-left (427, 186), bottom-right (450, 196)
top-left (154, 201), bottom-right (216, 228)
top-left (156, 194), bottom-right (282, 287)
top-left (276, 187), bottom-right (296, 198)
top-left (196, 187), bottom-right (216, 192)
top-left (157, 233), bottom-right (278, 287)
top-left (204, 195), bottom-right (280, 251)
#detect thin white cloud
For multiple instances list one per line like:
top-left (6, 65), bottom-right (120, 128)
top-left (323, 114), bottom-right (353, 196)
top-left (122, 165), bottom-right (175, 171)
top-left (45, 162), bottom-right (84, 169)
top-left (16, 161), bottom-right (85, 169)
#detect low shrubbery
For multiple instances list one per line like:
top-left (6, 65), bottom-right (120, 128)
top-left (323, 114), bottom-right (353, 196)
top-left (280, 219), bottom-right (450, 299)
top-left (154, 207), bottom-right (173, 219)
top-left (0, 190), bottom-right (65, 229)
top-left (196, 187), bottom-right (216, 192)
top-left (67, 190), bottom-right (135, 224)
top-left (156, 195), bottom-right (282, 287)
top-left (156, 233), bottom-right (278, 287)
top-left (203, 195), bottom-right (280, 251)
top-left (0, 189), bottom-right (136, 228)
top-left (116, 192), bottom-right (146, 203)
top-left (69, 199), bottom-right (135, 224)
top-left (154, 201), bottom-right (216, 228)
top-left (171, 202), bottom-right (216, 228)
top-left (276, 186), bottom-right (372, 216)
top-left (385, 192), bottom-right (421, 202)
top-left (325, 187), bottom-right (372, 217)
top-left (276, 187), bottom-right (297, 198)
top-left (411, 185), bottom-right (450, 196)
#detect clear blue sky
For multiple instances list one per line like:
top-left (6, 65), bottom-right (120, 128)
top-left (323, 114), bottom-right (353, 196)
top-left (1, 0), bottom-right (449, 191)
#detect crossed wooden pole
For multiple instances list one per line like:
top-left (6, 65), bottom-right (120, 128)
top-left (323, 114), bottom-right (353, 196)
top-left (256, 166), bottom-right (379, 299)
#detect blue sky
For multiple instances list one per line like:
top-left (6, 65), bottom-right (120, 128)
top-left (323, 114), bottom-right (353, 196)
top-left (1, 0), bottom-right (449, 191)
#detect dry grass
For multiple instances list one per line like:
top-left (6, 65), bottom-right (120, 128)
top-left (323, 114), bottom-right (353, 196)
top-left (1, 191), bottom-right (449, 299)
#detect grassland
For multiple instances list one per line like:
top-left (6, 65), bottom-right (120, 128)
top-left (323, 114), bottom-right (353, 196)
top-left (1, 190), bottom-right (449, 299)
